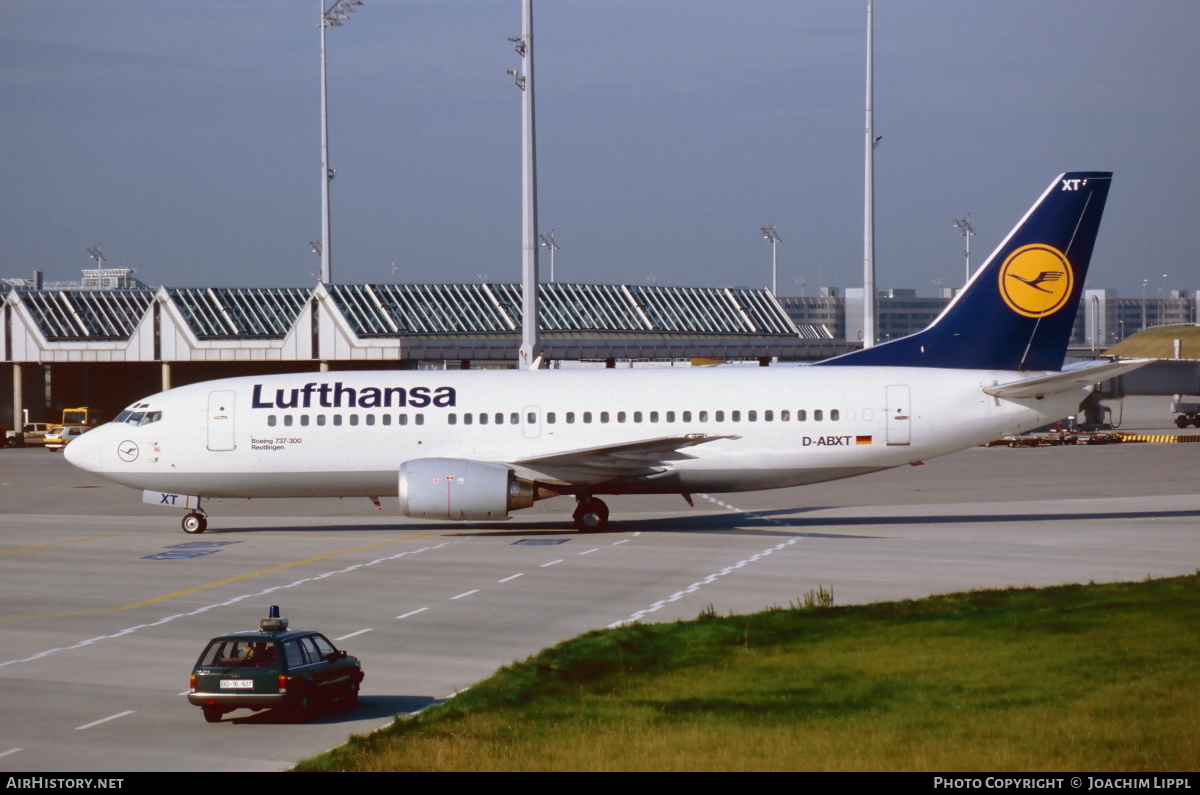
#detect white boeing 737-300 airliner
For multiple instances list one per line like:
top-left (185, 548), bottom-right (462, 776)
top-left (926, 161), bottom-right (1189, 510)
top-left (66, 172), bottom-right (1148, 534)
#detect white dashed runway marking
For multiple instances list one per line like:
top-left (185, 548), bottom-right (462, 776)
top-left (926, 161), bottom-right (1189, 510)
top-left (75, 711), bottom-right (135, 731)
top-left (610, 496), bottom-right (801, 627)
top-left (1, 541), bottom-right (453, 670)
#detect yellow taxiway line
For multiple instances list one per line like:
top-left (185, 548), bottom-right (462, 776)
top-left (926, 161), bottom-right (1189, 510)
top-left (0, 535), bottom-right (119, 556)
top-left (0, 532), bottom-right (438, 621)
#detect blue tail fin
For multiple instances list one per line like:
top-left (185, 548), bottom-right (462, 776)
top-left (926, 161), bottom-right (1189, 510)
top-left (818, 171), bottom-right (1112, 371)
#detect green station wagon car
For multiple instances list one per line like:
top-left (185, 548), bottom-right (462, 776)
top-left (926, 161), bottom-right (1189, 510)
top-left (187, 608), bottom-right (364, 723)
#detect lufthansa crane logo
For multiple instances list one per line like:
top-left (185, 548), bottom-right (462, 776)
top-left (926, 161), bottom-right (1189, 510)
top-left (997, 244), bottom-right (1074, 318)
top-left (117, 441), bottom-right (139, 463)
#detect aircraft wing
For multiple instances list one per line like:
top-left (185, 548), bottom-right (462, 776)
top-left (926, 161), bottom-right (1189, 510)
top-left (983, 359), bottom-right (1153, 399)
top-left (511, 433), bottom-right (739, 482)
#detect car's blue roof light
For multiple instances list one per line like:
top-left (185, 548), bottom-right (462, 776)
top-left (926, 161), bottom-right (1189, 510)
top-left (260, 605), bottom-right (288, 632)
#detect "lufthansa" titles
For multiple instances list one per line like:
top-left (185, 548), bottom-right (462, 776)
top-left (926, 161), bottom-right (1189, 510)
top-left (251, 382), bottom-right (456, 410)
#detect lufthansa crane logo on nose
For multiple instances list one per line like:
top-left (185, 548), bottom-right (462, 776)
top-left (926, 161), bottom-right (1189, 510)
top-left (118, 441), bottom-right (139, 463)
top-left (998, 244), bottom-right (1074, 318)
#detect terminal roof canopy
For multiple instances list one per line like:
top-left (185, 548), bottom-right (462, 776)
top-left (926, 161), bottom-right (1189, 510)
top-left (6, 282), bottom-right (837, 364)
top-left (168, 288), bottom-right (309, 339)
top-left (327, 283), bottom-right (798, 337)
top-left (328, 283), bottom-right (517, 335)
top-left (17, 289), bottom-right (155, 341)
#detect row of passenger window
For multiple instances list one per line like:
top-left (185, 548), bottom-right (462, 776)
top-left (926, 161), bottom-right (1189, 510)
top-left (447, 409), bottom-right (841, 425)
top-left (263, 408), bottom-right (844, 428)
top-left (266, 413), bottom-right (425, 427)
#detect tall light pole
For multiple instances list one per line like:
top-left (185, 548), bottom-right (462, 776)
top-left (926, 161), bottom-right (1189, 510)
top-left (510, 0), bottom-right (540, 368)
top-left (318, 0), bottom-right (363, 285)
top-left (539, 229), bottom-right (559, 283)
top-left (85, 244), bottom-right (106, 267)
top-left (1141, 278), bottom-right (1148, 330)
top-left (760, 225), bottom-right (781, 296)
top-left (862, 0), bottom-right (877, 348)
top-left (1160, 273), bottom-right (1168, 326)
top-left (952, 213), bottom-right (975, 283)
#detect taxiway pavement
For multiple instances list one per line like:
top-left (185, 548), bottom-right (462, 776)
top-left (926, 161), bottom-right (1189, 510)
top-left (1, 438), bottom-right (1197, 771)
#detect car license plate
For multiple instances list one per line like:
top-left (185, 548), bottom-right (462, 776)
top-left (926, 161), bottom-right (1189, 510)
top-left (220, 679), bottom-right (254, 689)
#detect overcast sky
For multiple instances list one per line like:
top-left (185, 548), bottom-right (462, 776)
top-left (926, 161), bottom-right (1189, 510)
top-left (3, 1), bottom-right (1198, 298)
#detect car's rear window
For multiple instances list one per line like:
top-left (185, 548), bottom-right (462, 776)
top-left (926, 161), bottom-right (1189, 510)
top-left (199, 639), bottom-right (280, 668)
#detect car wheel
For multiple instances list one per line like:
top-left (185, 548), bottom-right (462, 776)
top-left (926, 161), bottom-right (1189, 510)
top-left (202, 706), bottom-right (224, 723)
top-left (343, 682), bottom-right (360, 709)
top-left (293, 695), bottom-right (313, 723)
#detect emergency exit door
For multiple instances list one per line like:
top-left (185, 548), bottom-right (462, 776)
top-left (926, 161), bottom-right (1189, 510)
top-left (886, 385), bottom-right (911, 446)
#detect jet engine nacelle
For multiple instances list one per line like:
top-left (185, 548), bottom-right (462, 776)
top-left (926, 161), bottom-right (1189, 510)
top-left (397, 458), bottom-right (535, 521)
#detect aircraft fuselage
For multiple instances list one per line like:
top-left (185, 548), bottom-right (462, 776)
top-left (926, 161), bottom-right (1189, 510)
top-left (68, 365), bottom-right (1083, 499)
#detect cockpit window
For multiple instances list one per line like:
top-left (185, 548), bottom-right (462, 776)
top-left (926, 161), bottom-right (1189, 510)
top-left (117, 410), bottom-right (163, 427)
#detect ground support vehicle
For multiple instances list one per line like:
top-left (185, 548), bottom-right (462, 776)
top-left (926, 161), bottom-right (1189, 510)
top-left (1172, 402), bottom-right (1200, 429)
top-left (4, 423), bottom-right (50, 448)
top-left (44, 425), bottom-right (90, 452)
top-left (989, 431), bottom-right (1121, 448)
top-left (1003, 434), bottom-right (1041, 448)
top-left (61, 407), bottom-right (104, 427)
top-left (1075, 431), bottom-right (1122, 445)
top-left (188, 608), bottom-right (364, 723)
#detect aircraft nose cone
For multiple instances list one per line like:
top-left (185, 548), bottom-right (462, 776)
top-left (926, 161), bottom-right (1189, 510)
top-left (63, 428), bottom-right (101, 473)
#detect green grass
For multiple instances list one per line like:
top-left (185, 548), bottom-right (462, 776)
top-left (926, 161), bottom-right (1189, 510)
top-left (1106, 325), bottom-right (1200, 359)
top-left (293, 575), bottom-right (1200, 771)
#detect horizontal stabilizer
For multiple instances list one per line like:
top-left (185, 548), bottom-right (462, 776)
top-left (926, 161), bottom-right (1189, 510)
top-left (983, 359), bottom-right (1152, 399)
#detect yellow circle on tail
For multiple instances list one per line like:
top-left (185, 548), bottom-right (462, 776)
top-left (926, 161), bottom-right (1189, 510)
top-left (997, 244), bottom-right (1074, 318)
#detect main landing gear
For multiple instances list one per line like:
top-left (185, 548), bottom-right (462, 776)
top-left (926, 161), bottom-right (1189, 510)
top-left (572, 496), bottom-right (609, 533)
top-left (182, 511), bottom-right (208, 534)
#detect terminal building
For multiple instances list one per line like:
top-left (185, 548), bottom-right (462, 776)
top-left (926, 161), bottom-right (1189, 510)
top-left (780, 287), bottom-right (1198, 349)
top-left (1, 273), bottom-right (844, 429)
top-left (4, 267), bottom-right (1196, 431)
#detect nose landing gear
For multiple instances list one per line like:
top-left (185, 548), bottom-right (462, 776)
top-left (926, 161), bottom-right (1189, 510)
top-left (182, 511), bottom-right (208, 534)
top-left (572, 496), bottom-right (609, 533)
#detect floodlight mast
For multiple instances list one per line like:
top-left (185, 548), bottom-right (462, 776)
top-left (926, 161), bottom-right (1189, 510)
top-left (952, 214), bottom-right (975, 282)
top-left (862, 0), bottom-right (877, 349)
top-left (1141, 278), bottom-right (1148, 331)
top-left (539, 229), bottom-right (559, 283)
top-left (759, 225), bottom-right (781, 296)
top-left (511, 0), bottom-right (541, 369)
top-left (318, 0), bottom-right (363, 285)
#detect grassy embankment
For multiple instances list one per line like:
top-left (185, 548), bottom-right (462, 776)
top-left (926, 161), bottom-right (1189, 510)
top-left (294, 575), bottom-right (1199, 772)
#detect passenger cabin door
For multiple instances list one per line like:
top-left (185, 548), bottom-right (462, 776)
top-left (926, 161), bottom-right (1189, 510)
top-left (207, 390), bottom-right (236, 451)
top-left (885, 385), bottom-right (911, 446)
